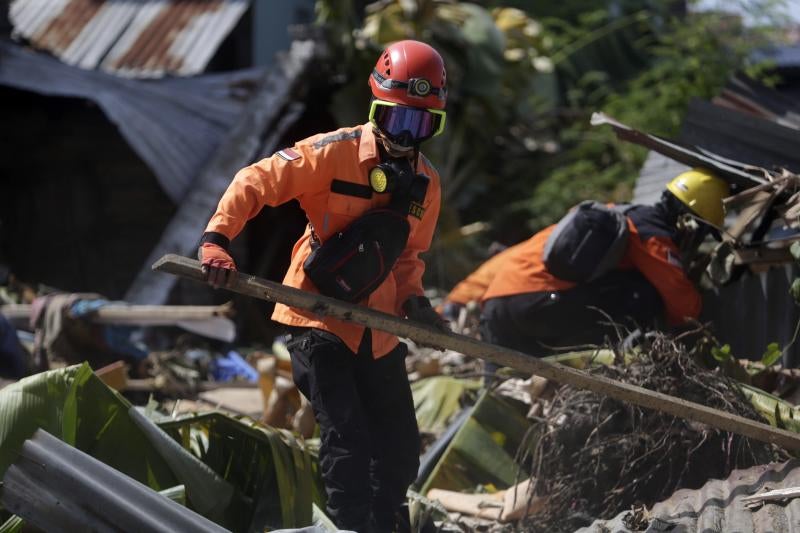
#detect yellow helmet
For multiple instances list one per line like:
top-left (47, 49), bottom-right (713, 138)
top-left (666, 168), bottom-right (730, 227)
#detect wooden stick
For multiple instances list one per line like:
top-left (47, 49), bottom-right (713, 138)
top-left (93, 303), bottom-right (234, 322)
top-left (153, 254), bottom-right (800, 451)
top-left (0, 303), bottom-right (233, 323)
top-left (741, 486), bottom-right (800, 506)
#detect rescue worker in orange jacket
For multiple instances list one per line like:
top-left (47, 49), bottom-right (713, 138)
top-left (480, 169), bottom-right (730, 355)
top-left (198, 40), bottom-right (448, 532)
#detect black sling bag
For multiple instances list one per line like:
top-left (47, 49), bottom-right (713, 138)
top-left (303, 156), bottom-right (428, 303)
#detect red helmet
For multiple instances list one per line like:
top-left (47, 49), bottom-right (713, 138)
top-left (368, 40), bottom-right (447, 110)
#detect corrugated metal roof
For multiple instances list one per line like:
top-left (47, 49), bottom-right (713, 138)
top-left (1, 428), bottom-right (230, 532)
top-left (714, 75), bottom-right (800, 130)
top-left (703, 263), bottom-right (800, 367)
top-left (9, 0), bottom-right (250, 78)
top-left (578, 460), bottom-right (800, 532)
top-left (632, 151), bottom-right (690, 205)
top-left (681, 99), bottom-right (800, 174)
top-left (0, 39), bottom-right (262, 202)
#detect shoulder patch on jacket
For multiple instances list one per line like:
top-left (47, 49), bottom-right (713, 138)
top-left (312, 130), bottom-right (362, 150)
top-left (276, 147), bottom-right (301, 161)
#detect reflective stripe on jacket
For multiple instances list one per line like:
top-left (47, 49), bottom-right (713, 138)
top-left (205, 124), bottom-right (442, 357)
top-left (481, 204), bottom-right (701, 326)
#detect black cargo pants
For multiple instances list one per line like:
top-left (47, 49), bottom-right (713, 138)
top-left (286, 327), bottom-right (420, 533)
top-left (481, 270), bottom-right (664, 356)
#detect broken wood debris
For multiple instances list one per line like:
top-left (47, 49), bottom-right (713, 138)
top-left (742, 486), bottom-right (800, 508)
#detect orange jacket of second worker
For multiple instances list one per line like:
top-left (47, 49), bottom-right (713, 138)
top-left (445, 244), bottom-right (520, 305)
top-left (205, 124), bottom-right (441, 357)
top-left (482, 207), bottom-right (701, 326)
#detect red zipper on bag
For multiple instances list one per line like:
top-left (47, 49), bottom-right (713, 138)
top-left (351, 241), bottom-right (386, 301)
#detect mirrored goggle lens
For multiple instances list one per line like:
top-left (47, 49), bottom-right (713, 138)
top-left (373, 104), bottom-right (441, 140)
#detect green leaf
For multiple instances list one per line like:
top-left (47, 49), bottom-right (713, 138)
top-left (0, 364), bottom-right (85, 478)
top-left (790, 241), bottom-right (800, 262)
top-left (420, 390), bottom-right (531, 494)
top-left (790, 279), bottom-right (800, 304)
top-left (760, 342), bottom-right (783, 367)
top-left (158, 412), bottom-right (324, 531)
top-left (412, 376), bottom-right (481, 434)
top-left (0, 515), bottom-right (24, 533)
top-left (127, 407), bottom-right (234, 519)
top-left (711, 344), bottom-right (732, 362)
top-left (775, 402), bottom-right (785, 430)
top-left (545, 348), bottom-right (616, 369)
top-left (740, 384), bottom-right (800, 434)
top-left (0, 364), bottom-right (244, 528)
top-left (160, 485), bottom-right (187, 506)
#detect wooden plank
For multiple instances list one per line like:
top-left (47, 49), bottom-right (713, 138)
top-left (590, 112), bottom-right (768, 188)
top-left (1, 303), bottom-right (235, 340)
top-left (0, 304), bottom-right (233, 323)
top-left (124, 40), bottom-right (317, 305)
top-left (741, 486), bottom-right (800, 507)
top-left (153, 254), bottom-right (800, 451)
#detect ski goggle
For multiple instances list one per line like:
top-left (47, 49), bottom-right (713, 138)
top-left (369, 99), bottom-right (446, 145)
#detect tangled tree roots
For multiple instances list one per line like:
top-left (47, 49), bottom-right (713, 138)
top-left (521, 334), bottom-right (787, 532)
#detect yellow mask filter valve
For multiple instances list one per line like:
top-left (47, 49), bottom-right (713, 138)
top-left (370, 167), bottom-right (388, 193)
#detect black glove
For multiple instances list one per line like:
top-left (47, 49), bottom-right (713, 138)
top-left (403, 296), bottom-right (450, 332)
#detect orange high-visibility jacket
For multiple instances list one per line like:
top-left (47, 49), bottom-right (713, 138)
top-left (205, 124), bottom-right (441, 357)
top-left (446, 244), bottom-right (520, 305)
top-left (482, 206), bottom-right (701, 326)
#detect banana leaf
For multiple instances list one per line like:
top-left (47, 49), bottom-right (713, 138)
top-left (0, 364), bottom-right (181, 490)
top-left (740, 384), bottom-right (800, 434)
top-left (158, 412), bottom-right (325, 532)
top-left (0, 516), bottom-right (22, 533)
top-left (419, 389), bottom-right (532, 494)
top-left (161, 485), bottom-right (187, 506)
top-left (0, 364), bottom-right (235, 526)
top-left (412, 376), bottom-right (481, 434)
top-left (544, 348), bottom-right (617, 368)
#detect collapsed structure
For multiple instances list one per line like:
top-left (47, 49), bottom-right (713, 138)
top-left (2, 2), bottom-right (800, 532)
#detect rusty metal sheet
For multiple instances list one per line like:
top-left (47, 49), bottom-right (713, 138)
top-left (9, 0), bottom-right (249, 78)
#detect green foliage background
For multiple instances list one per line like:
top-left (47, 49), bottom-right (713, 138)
top-left (314, 0), bottom-right (786, 289)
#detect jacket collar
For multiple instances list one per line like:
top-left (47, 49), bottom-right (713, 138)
top-left (358, 123), bottom-right (380, 165)
top-left (359, 123), bottom-right (423, 169)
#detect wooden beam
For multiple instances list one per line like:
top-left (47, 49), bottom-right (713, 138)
top-left (1, 303), bottom-right (236, 341)
top-left (590, 112), bottom-right (768, 188)
top-left (0, 304), bottom-right (233, 323)
top-left (153, 254), bottom-right (800, 451)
